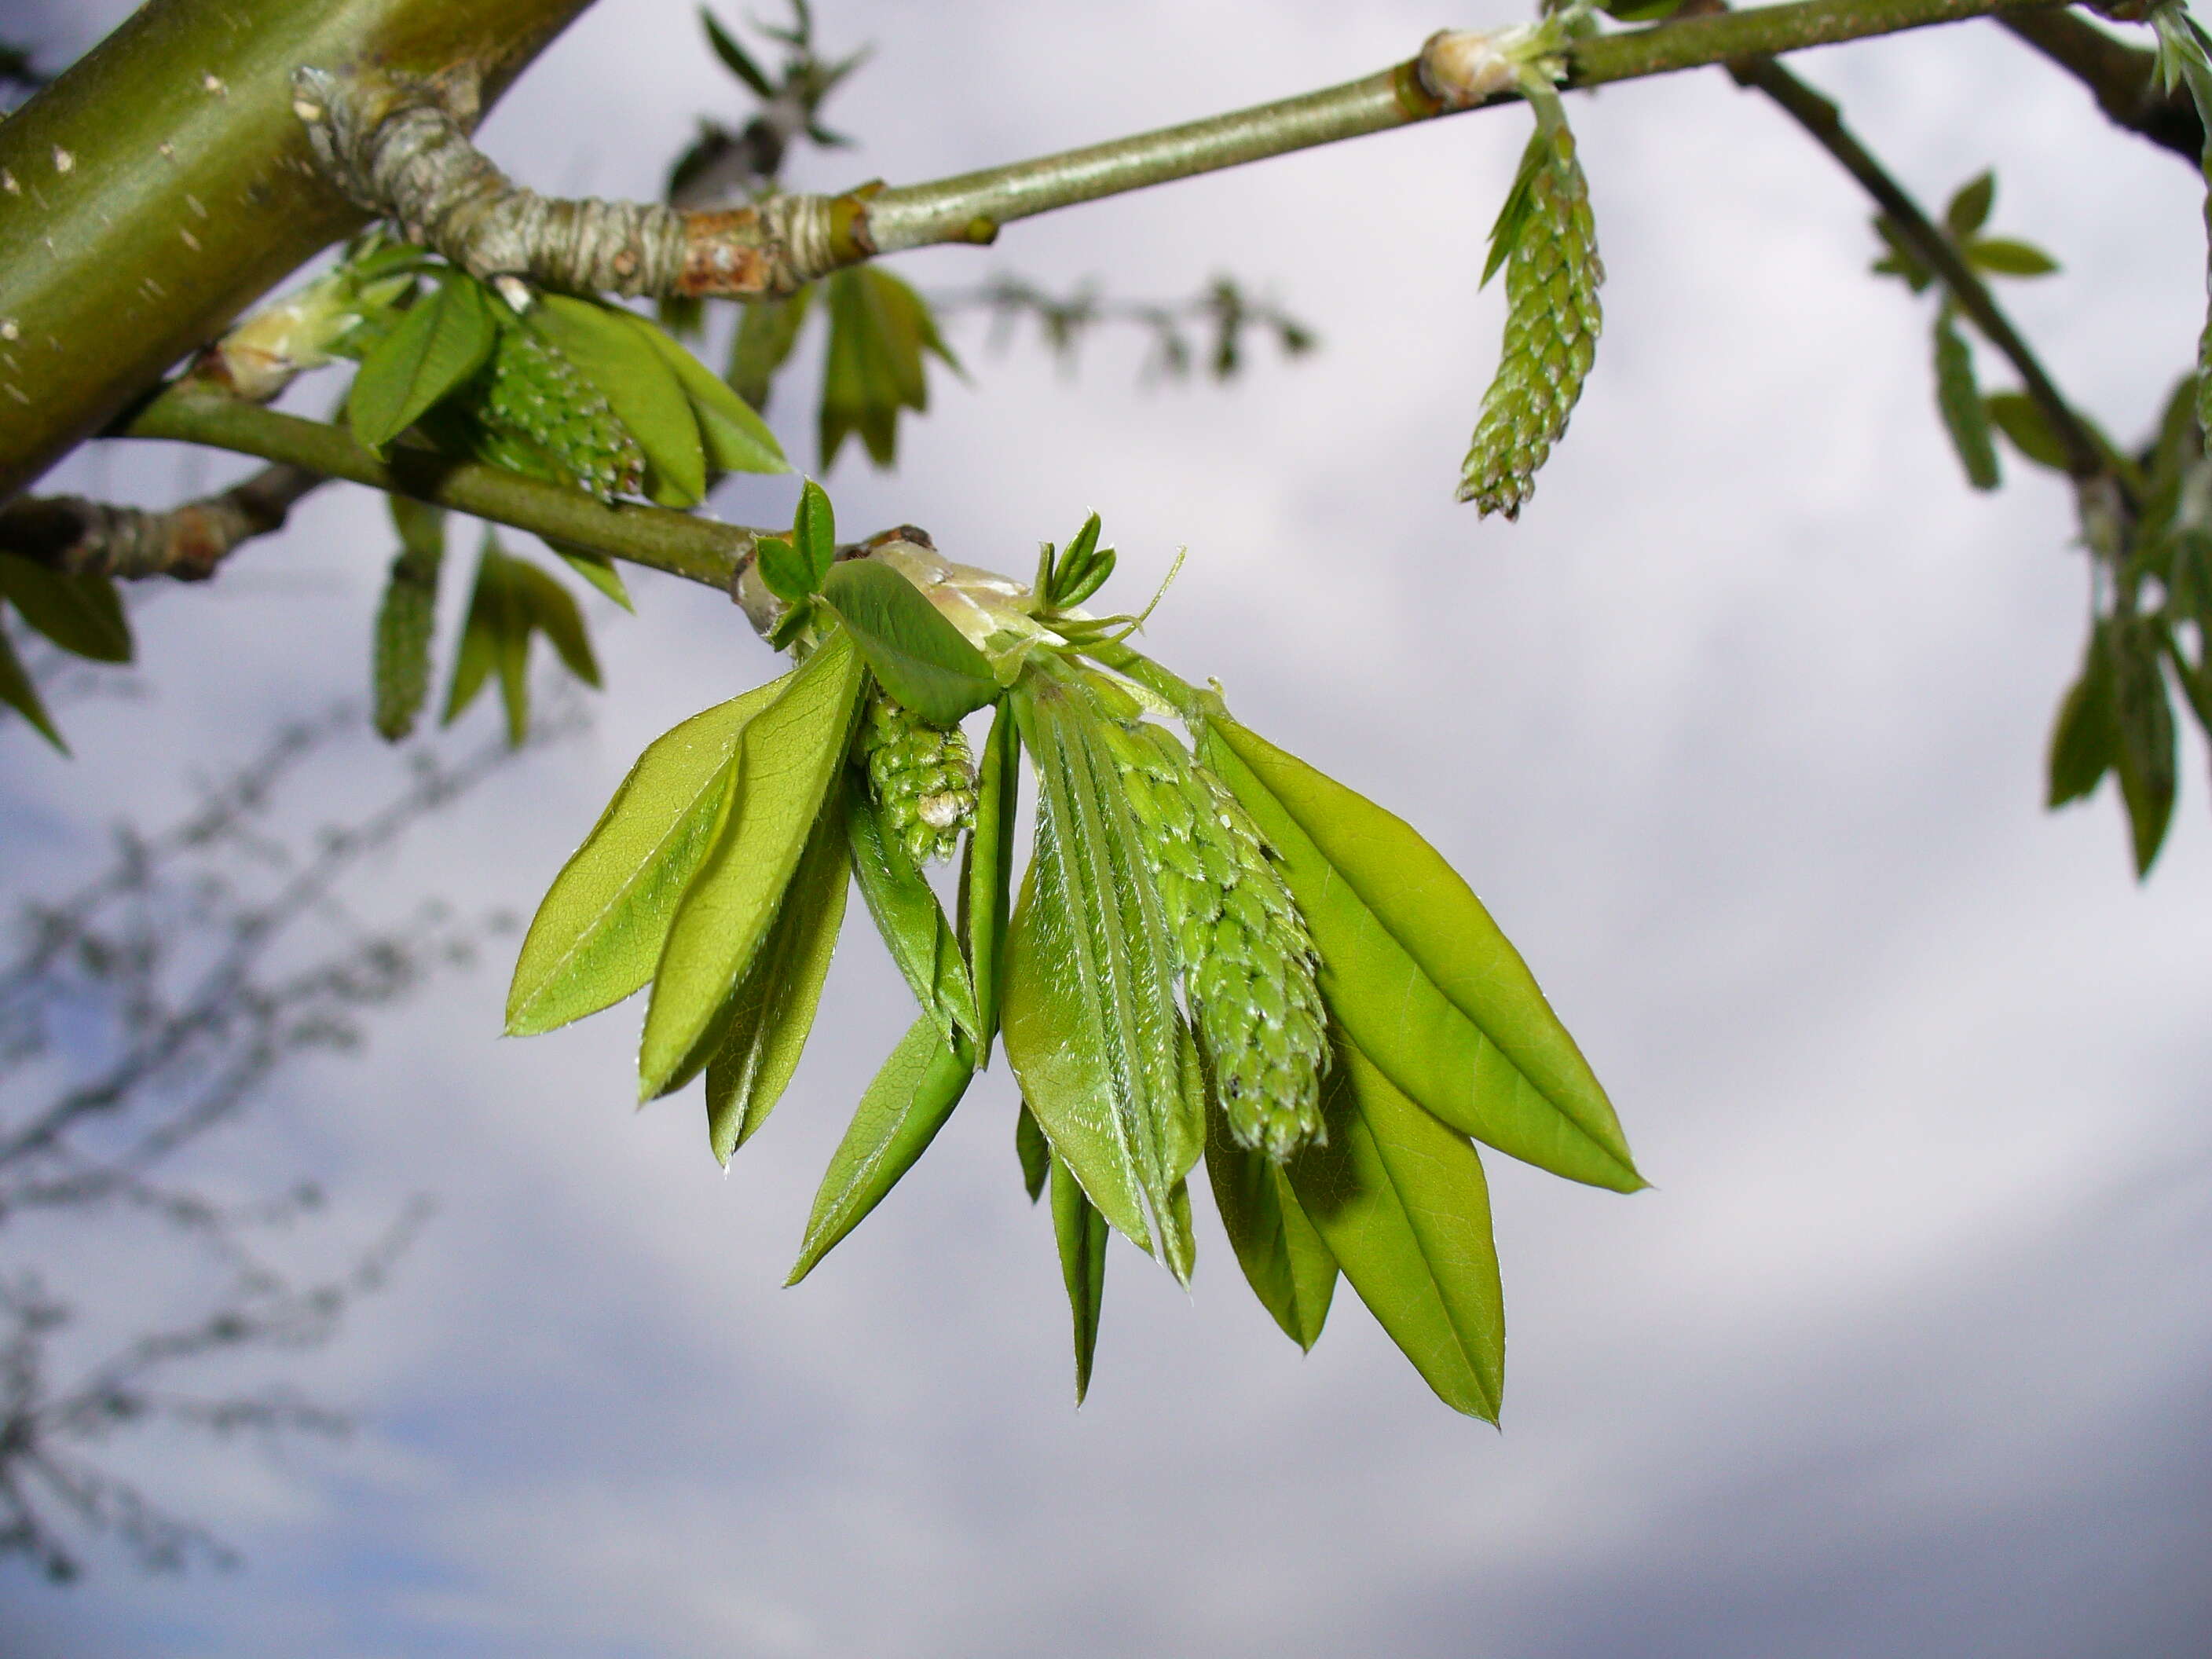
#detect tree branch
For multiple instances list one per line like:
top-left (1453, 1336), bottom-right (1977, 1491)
top-left (1731, 53), bottom-right (2112, 482)
top-left (116, 390), bottom-right (761, 592)
top-left (0, 464), bottom-right (324, 580)
top-left (1998, 5), bottom-right (2203, 161)
top-left (291, 0), bottom-right (2057, 296)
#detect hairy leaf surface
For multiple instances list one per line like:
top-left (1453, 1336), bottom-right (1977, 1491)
top-left (1002, 678), bottom-right (1199, 1280)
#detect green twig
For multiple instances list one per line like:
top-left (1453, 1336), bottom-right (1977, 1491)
top-left (1733, 53), bottom-right (2111, 483)
top-left (118, 390), bottom-right (761, 592)
top-left (862, 0), bottom-right (2052, 254)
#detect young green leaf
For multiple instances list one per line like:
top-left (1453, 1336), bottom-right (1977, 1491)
top-left (2112, 617), bottom-right (2177, 877)
top-left (0, 555), bottom-right (132, 663)
top-left (508, 559), bottom-right (600, 687)
top-left (629, 310), bottom-right (789, 474)
top-left (1050, 1152), bottom-right (1111, 1405)
top-left (700, 5), bottom-right (775, 97)
top-left (507, 672), bottom-right (793, 1036)
top-left (2047, 621), bottom-right (2120, 809)
top-left (1204, 1060), bottom-right (1337, 1353)
top-left (1932, 311), bottom-right (2000, 491)
top-left (705, 789), bottom-right (851, 1162)
top-left (1284, 1035), bottom-right (1504, 1423)
top-left (960, 701), bottom-right (1021, 1064)
top-left (754, 535), bottom-right (813, 604)
top-left (1045, 514), bottom-right (1107, 610)
top-left (1016, 1102), bottom-right (1050, 1203)
top-left (348, 273), bottom-right (499, 449)
top-left (1985, 392), bottom-right (2071, 473)
top-left (845, 771), bottom-right (982, 1049)
top-left (820, 558), bottom-right (998, 724)
top-left (443, 540), bottom-right (534, 745)
top-left (728, 285), bottom-right (815, 412)
top-left (1002, 676), bottom-right (1200, 1280)
top-left (1965, 237), bottom-right (2058, 278)
top-left (529, 294), bottom-right (708, 507)
top-left (786, 1016), bottom-right (976, 1284)
top-left (1202, 714), bottom-right (1642, 1193)
top-left (639, 628), bottom-right (864, 1097)
top-left (1944, 170), bottom-right (1994, 239)
top-left (0, 622), bottom-right (66, 753)
top-left (1869, 215), bottom-right (1935, 293)
top-left (819, 266), bottom-right (961, 469)
top-left (793, 478), bottom-right (836, 587)
top-left (543, 539), bottom-right (634, 611)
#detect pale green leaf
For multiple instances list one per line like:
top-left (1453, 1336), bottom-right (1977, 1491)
top-left (348, 273), bottom-right (498, 449)
top-left (705, 789), bottom-right (851, 1162)
top-left (786, 1016), bottom-right (976, 1283)
top-left (529, 294), bottom-right (707, 506)
top-left (794, 478), bottom-right (836, 586)
top-left (507, 672), bottom-right (793, 1035)
top-left (821, 558), bottom-right (999, 725)
top-left (639, 629), bottom-right (864, 1096)
top-left (844, 772), bottom-right (980, 1048)
top-left (1284, 1035), bottom-right (1503, 1422)
top-left (1203, 715), bottom-right (1641, 1192)
top-left (1051, 1152), bottom-right (1110, 1405)
top-left (631, 309), bottom-right (789, 474)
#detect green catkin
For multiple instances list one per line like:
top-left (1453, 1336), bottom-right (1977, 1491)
top-left (1459, 115), bottom-right (1604, 520)
top-left (474, 324), bottom-right (646, 501)
top-left (371, 545), bottom-right (439, 741)
top-left (859, 687), bottom-right (976, 865)
top-left (1104, 716), bottom-right (1328, 1161)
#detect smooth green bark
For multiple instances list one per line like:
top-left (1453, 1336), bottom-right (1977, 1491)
top-left (0, 0), bottom-right (594, 500)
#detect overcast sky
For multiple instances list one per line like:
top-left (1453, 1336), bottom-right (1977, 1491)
top-left (3, 1), bottom-right (2209, 1654)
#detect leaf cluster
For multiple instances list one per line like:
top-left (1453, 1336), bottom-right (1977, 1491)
top-left (504, 507), bottom-right (1640, 1417)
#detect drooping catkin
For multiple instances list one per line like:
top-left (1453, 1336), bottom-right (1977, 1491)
top-left (858, 687), bottom-right (976, 865)
top-left (1104, 719), bottom-right (1327, 1161)
top-left (472, 324), bottom-right (645, 501)
top-left (1458, 116), bottom-right (1604, 520)
top-left (372, 548), bottom-right (438, 741)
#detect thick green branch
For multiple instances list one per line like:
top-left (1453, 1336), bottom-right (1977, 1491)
top-left (862, 0), bottom-right (2054, 254)
top-left (0, 0), bottom-right (595, 503)
top-left (119, 390), bottom-right (759, 591)
top-left (1734, 53), bottom-right (2111, 482)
